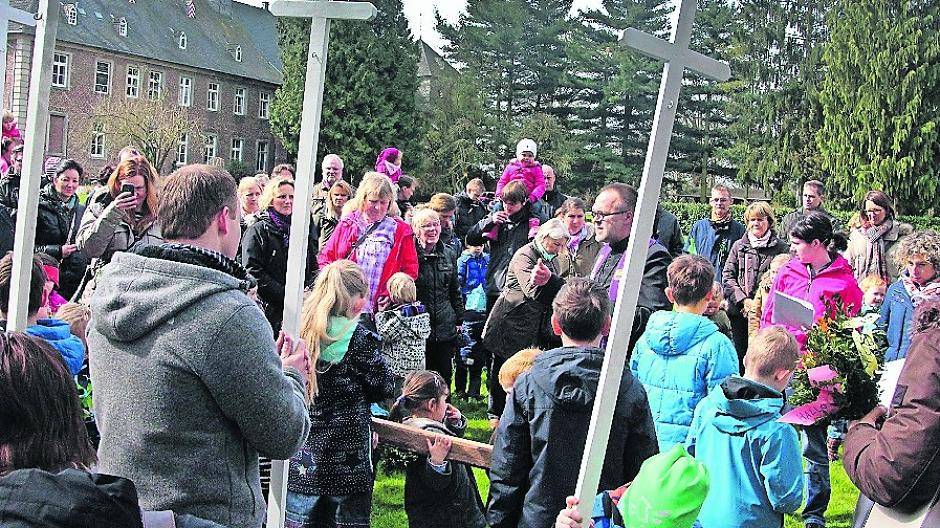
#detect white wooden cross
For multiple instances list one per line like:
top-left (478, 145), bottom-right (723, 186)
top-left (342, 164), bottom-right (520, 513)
top-left (0, 0), bottom-right (37, 106)
top-left (266, 2), bottom-right (377, 526)
top-left (574, 0), bottom-right (731, 520)
top-left (5, 0), bottom-right (58, 331)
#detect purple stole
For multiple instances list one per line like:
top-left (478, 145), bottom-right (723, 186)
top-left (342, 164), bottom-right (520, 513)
top-left (591, 239), bottom-right (657, 302)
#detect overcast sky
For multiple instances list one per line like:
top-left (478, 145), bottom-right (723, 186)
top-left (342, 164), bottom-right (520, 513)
top-left (236, 0), bottom-right (606, 53)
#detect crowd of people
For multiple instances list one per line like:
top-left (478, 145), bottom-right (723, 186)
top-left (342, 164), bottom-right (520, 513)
top-left (0, 131), bottom-right (938, 528)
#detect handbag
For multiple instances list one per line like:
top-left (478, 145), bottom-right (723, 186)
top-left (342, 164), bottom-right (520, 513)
top-left (852, 486), bottom-right (940, 528)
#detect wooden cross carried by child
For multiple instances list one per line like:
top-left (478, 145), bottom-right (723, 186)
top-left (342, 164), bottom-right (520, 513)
top-left (573, 0), bottom-right (731, 521)
top-left (265, 2), bottom-right (377, 527)
top-left (4, 0), bottom-right (59, 331)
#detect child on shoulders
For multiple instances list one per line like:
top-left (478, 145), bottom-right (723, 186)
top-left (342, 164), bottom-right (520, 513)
top-left (390, 370), bottom-right (486, 528)
top-left (685, 326), bottom-right (804, 528)
top-left (630, 254), bottom-right (739, 451)
top-left (286, 260), bottom-right (397, 527)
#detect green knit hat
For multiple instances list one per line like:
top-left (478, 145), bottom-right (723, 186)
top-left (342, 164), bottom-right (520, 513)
top-left (619, 444), bottom-right (710, 528)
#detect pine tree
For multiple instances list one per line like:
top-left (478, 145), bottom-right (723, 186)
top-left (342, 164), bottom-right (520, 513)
top-left (269, 0), bottom-right (423, 182)
top-left (816, 0), bottom-right (940, 214)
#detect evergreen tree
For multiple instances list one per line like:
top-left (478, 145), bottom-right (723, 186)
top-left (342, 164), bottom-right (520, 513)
top-left (816, 0), bottom-right (940, 214)
top-left (269, 0), bottom-right (423, 183)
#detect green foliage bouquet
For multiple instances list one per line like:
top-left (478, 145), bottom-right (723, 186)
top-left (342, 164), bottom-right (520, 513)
top-left (789, 295), bottom-right (886, 422)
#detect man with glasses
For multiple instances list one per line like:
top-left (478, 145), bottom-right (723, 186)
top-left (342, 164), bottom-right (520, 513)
top-left (780, 180), bottom-right (840, 243)
top-left (590, 182), bottom-right (671, 350)
top-left (688, 184), bottom-right (745, 274)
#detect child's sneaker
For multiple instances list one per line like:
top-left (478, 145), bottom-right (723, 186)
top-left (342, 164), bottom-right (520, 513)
top-left (528, 217), bottom-right (541, 239)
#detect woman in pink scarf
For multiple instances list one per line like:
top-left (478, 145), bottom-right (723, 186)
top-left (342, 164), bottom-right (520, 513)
top-left (375, 147), bottom-right (403, 184)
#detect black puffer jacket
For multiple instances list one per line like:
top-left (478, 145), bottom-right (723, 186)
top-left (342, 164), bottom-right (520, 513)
top-left (721, 231), bottom-right (789, 314)
top-left (35, 184), bottom-right (88, 298)
top-left (487, 346), bottom-right (659, 528)
top-left (415, 239), bottom-right (465, 343)
top-left (241, 211), bottom-right (317, 331)
top-left (455, 192), bottom-right (488, 241)
top-left (466, 204), bottom-right (537, 299)
top-left (0, 172), bottom-right (20, 214)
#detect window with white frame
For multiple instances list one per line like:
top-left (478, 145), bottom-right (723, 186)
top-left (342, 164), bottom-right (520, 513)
top-left (94, 61), bottom-right (112, 94)
top-left (258, 92), bottom-right (270, 119)
top-left (178, 76), bottom-right (192, 107)
top-left (147, 70), bottom-right (163, 100)
top-left (231, 137), bottom-right (244, 162)
top-left (256, 140), bottom-right (269, 172)
top-left (177, 133), bottom-right (189, 165)
top-left (233, 87), bottom-right (245, 115)
top-left (89, 123), bottom-right (105, 159)
top-left (118, 17), bottom-right (127, 37)
top-left (64, 4), bottom-right (77, 25)
top-left (234, 46), bottom-right (242, 62)
top-left (52, 52), bottom-right (69, 88)
top-left (126, 65), bottom-right (140, 98)
top-left (178, 32), bottom-right (187, 49)
top-left (203, 133), bottom-right (218, 163)
top-left (206, 82), bottom-right (219, 111)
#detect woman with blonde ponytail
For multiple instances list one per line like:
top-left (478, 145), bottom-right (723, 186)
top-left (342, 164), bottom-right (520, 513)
top-left (286, 260), bottom-right (396, 527)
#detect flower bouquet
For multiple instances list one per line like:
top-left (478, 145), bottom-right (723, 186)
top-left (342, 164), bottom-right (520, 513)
top-left (782, 295), bottom-right (886, 425)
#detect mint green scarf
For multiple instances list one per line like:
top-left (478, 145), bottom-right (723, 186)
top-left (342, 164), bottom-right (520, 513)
top-left (535, 239), bottom-right (557, 262)
top-left (319, 316), bottom-right (357, 364)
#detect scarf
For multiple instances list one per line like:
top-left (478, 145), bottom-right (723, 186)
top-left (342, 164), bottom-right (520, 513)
top-left (861, 219), bottom-right (895, 281)
top-left (568, 225), bottom-right (590, 253)
top-left (319, 316), bottom-right (358, 364)
top-left (136, 243), bottom-right (255, 290)
top-left (535, 238), bottom-right (557, 262)
top-left (747, 230), bottom-right (772, 248)
top-left (710, 211), bottom-right (732, 226)
top-left (267, 208), bottom-right (292, 248)
top-left (901, 271), bottom-right (940, 307)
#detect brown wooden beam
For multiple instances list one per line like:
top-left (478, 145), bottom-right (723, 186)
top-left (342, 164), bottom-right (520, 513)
top-left (372, 417), bottom-right (493, 470)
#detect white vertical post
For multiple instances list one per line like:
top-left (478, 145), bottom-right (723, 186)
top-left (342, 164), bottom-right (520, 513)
top-left (573, 0), bottom-right (730, 521)
top-left (7, 0), bottom-right (57, 330)
top-left (266, 15), bottom-right (330, 528)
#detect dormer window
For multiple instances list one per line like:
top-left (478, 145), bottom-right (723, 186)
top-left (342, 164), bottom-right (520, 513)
top-left (179, 32), bottom-right (187, 49)
top-left (63, 4), bottom-right (78, 25)
top-left (118, 17), bottom-right (127, 37)
top-left (234, 45), bottom-right (242, 62)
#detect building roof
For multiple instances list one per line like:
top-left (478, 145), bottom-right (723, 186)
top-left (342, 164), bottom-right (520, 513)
top-left (417, 39), bottom-right (457, 79)
top-left (10, 0), bottom-right (283, 85)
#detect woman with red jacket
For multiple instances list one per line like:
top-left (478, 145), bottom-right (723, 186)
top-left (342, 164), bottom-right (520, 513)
top-left (760, 211), bottom-right (863, 528)
top-left (318, 172), bottom-right (418, 318)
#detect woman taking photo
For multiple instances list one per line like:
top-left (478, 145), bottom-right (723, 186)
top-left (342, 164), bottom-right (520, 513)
top-left (555, 197), bottom-right (600, 279)
top-left (76, 156), bottom-right (162, 264)
top-left (319, 172), bottom-right (417, 319)
top-left (242, 176), bottom-right (318, 332)
top-left (721, 201), bottom-right (788, 361)
top-left (411, 207), bottom-right (464, 387)
top-left (312, 180), bottom-right (353, 254)
top-left (483, 218), bottom-right (569, 420)
top-left (35, 158), bottom-right (88, 298)
top-left (846, 190), bottom-right (913, 282)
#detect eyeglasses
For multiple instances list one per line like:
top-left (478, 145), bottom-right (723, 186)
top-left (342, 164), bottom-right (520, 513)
top-left (592, 209), bottom-right (632, 224)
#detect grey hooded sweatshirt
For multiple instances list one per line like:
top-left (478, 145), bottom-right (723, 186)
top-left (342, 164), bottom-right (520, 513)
top-left (88, 250), bottom-right (311, 528)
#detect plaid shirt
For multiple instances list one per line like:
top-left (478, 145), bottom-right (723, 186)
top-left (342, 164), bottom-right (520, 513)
top-left (351, 212), bottom-right (397, 313)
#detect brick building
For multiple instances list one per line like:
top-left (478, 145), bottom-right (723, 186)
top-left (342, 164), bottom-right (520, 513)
top-left (4, 0), bottom-right (287, 177)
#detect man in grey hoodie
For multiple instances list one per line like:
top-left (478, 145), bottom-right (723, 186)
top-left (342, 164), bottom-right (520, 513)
top-left (88, 164), bottom-right (311, 528)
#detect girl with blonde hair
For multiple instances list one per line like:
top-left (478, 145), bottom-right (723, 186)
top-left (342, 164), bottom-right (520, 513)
top-left (286, 260), bottom-right (396, 527)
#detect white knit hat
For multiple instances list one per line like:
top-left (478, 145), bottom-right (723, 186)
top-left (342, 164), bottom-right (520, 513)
top-left (516, 138), bottom-right (537, 159)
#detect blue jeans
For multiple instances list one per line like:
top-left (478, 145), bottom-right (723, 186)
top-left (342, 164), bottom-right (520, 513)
top-left (285, 491), bottom-right (372, 528)
top-left (802, 421), bottom-right (831, 526)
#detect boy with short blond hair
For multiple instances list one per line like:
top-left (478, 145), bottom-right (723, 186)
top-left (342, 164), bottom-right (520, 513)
top-left (686, 326), bottom-right (803, 528)
top-left (630, 254), bottom-right (739, 450)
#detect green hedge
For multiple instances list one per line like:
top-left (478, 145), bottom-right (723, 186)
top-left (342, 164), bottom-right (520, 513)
top-left (660, 202), bottom-right (940, 234)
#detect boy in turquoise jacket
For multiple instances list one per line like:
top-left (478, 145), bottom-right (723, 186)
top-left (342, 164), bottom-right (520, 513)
top-left (631, 254), bottom-right (739, 450)
top-left (686, 326), bottom-right (804, 528)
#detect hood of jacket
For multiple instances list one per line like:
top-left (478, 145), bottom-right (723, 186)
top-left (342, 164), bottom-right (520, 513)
top-left (90, 251), bottom-right (253, 343)
top-left (27, 319), bottom-right (84, 368)
top-left (528, 346), bottom-right (603, 408)
top-left (0, 468), bottom-right (144, 528)
top-left (708, 376), bottom-right (784, 434)
top-left (641, 311), bottom-right (722, 357)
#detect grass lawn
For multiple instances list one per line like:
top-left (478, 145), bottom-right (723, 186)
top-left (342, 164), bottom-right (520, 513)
top-left (372, 391), bottom-right (861, 528)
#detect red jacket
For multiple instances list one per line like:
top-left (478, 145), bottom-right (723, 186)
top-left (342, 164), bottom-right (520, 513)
top-left (318, 215), bottom-right (418, 310)
top-left (760, 253), bottom-right (862, 351)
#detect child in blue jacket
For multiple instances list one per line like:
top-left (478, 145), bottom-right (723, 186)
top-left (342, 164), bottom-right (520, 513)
top-left (686, 326), bottom-right (804, 528)
top-left (630, 255), bottom-right (738, 450)
top-left (455, 244), bottom-right (489, 398)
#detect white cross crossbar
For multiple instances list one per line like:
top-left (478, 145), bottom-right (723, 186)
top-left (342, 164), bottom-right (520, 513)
top-left (269, 0), bottom-right (376, 20)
